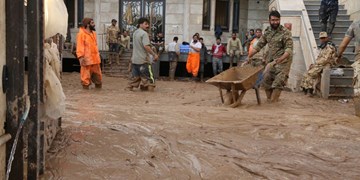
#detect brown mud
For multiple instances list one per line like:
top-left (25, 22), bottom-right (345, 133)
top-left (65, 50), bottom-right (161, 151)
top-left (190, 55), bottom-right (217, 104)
top-left (43, 72), bottom-right (360, 179)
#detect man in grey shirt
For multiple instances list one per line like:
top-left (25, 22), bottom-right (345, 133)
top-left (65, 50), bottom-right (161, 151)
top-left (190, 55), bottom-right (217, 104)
top-left (126, 18), bottom-right (158, 91)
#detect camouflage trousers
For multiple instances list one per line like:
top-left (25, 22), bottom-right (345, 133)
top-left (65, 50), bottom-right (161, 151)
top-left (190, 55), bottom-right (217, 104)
top-left (262, 61), bottom-right (291, 90)
top-left (301, 64), bottom-right (324, 89)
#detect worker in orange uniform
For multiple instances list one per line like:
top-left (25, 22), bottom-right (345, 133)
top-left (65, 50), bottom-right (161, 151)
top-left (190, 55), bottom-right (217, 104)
top-left (186, 34), bottom-right (202, 79)
top-left (76, 18), bottom-right (102, 89)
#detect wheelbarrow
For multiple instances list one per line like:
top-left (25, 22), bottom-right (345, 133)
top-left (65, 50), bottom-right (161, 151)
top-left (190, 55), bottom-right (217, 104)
top-left (206, 66), bottom-right (264, 108)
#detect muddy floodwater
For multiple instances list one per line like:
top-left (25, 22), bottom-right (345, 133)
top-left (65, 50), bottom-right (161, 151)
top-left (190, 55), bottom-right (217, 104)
top-left (43, 72), bottom-right (360, 179)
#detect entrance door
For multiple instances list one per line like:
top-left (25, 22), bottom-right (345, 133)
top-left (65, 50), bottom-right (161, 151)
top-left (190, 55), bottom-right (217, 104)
top-left (119, 0), bottom-right (165, 36)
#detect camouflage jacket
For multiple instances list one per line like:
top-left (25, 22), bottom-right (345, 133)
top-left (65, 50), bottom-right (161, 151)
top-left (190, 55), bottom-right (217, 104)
top-left (254, 25), bottom-right (293, 63)
top-left (106, 25), bottom-right (120, 44)
top-left (345, 20), bottom-right (360, 59)
top-left (316, 42), bottom-right (337, 66)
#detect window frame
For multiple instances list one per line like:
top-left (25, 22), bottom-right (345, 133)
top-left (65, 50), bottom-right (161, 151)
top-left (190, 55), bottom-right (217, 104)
top-left (202, 0), bottom-right (211, 31)
top-left (215, 0), bottom-right (230, 32)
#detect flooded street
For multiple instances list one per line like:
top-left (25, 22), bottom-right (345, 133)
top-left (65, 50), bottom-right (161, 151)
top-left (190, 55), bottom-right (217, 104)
top-left (43, 72), bottom-right (360, 179)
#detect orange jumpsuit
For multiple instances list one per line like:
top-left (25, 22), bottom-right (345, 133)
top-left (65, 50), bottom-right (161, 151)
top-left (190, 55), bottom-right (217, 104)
top-left (76, 27), bottom-right (102, 87)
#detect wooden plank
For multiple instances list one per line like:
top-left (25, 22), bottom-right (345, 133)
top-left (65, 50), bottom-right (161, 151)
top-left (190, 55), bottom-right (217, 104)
top-left (26, 0), bottom-right (44, 178)
top-left (5, 0), bottom-right (25, 179)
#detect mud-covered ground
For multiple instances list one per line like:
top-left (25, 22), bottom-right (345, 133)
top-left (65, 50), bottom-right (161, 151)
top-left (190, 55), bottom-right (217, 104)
top-left (43, 72), bottom-right (360, 179)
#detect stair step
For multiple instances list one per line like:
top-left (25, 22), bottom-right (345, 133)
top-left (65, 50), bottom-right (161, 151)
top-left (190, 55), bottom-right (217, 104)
top-left (312, 25), bottom-right (349, 33)
top-left (329, 93), bottom-right (353, 98)
top-left (309, 15), bottom-right (351, 21)
top-left (310, 20), bottom-right (352, 27)
top-left (330, 81), bottom-right (353, 87)
top-left (305, 4), bottom-right (344, 10)
top-left (330, 84), bottom-right (353, 88)
top-left (307, 9), bottom-right (347, 16)
top-left (311, 32), bottom-right (348, 39)
top-left (330, 76), bottom-right (353, 79)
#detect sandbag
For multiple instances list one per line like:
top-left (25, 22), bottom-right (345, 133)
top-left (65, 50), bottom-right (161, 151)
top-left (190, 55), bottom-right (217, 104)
top-left (44, 0), bottom-right (68, 39)
top-left (44, 43), bottom-right (65, 119)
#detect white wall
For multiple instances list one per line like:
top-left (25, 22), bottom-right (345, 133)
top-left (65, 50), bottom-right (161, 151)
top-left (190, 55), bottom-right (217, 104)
top-left (0, 0), bottom-right (6, 177)
top-left (340, 0), bottom-right (360, 21)
top-left (81, 0), bottom-right (119, 50)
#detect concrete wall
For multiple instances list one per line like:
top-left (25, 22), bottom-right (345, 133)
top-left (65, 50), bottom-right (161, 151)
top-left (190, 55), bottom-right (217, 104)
top-left (340, 0), bottom-right (360, 21)
top-left (72, 0), bottom-right (119, 50)
top-left (247, 0), bottom-right (269, 31)
top-left (0, 0), bottom-right (6, 177)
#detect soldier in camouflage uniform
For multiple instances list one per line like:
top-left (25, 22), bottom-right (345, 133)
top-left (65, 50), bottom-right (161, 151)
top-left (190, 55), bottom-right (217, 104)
top-left (338, 20), bottom-right (360, 116)
top-left (248, 10), bottom-right (293, 103)
top-left (106, 19), bottom-right (120, 64)
top-left (319, 0), bottom-right (339, 38)
top-left (301, 32), bottom-right (337, 96)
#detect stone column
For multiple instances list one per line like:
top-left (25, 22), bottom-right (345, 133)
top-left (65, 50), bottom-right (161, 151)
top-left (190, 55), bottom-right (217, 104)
top-left (229, 0), bottom-right (234, 33)
top-left (210, 0), bottom-right (216, 31)
top-left (183, 0), bottom-right (190, 41)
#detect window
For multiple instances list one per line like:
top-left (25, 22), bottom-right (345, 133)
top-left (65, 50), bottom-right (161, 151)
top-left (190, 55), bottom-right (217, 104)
top-left (64, 0), bottom-right (75, 28)
top-left (215, 0), bottom-right (230, 31)
top-left (202, 0), bottom-right (211, 30)
top-left (232, 0), bottom-right (240, 33)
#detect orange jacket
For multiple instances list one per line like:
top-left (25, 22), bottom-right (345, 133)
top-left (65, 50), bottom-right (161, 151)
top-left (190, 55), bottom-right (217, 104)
top-left (76, 27), bottom-right (101, 65)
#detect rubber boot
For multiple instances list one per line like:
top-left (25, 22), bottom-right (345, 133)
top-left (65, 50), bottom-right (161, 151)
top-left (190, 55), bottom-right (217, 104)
top-left (82, 85), bottom-right (90, 90)
top-left (265, 89), bottom-right (273, 102)
top-left (270, 89), bottom-right (282, 103)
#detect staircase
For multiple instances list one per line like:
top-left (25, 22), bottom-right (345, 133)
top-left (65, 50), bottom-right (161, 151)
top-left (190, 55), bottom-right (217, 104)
top-left (102, 50), bottom-right (132, 77)
top-left (304, 0), bottom-right (355, 98)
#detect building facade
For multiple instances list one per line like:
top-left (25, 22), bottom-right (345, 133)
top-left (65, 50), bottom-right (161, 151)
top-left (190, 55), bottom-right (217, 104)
top-left (65, 0), bottom-right (269, 50)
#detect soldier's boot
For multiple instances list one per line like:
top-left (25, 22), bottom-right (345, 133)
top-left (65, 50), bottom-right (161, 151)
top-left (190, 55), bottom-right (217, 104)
top-left (302, 88), bottom-right (308, 95)
top-left (265, 89), bottom-right (273, 102)
top-left (116, 54), bottom-right (120, 65)
top-left (307, 88), bottom-right (314, 97)
top-left (327, 23), bottom-right (335, 38)
top-left (320, 22), bottom-right (327, 33)
top-left (270, 89), bottom-right (282, 103)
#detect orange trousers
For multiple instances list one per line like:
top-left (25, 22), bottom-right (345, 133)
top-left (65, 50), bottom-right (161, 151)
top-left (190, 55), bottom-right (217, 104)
top-left (186, 52), bottom-right (200, 77)
top-left (80, 64), bottom-right (102, 86)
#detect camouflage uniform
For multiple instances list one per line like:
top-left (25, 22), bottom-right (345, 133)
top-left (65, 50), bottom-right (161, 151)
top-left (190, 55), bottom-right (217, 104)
top-left (301, 42), bottom-right (337, 89)
top-left (253, 25), bottom-right (293, 90)
top-left (106, 25), bottom-right (120, 52)
top-left (249, 38), bottom-right (266, 67)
